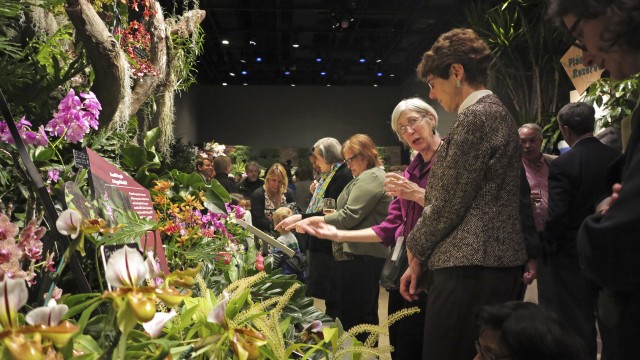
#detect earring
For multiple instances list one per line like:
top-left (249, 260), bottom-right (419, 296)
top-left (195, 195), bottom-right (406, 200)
top-left (455, 79), bottom-right (461, 88)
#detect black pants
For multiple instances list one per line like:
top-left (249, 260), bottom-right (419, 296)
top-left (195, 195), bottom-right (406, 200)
top-left (538, 251), bottom-right (617, 360)
top-left (422, 266), bottom-right (522, 360)
top-left (333, 255), bottom-right (385, 342)
top-left (387, 288), bottom-right (427, 360)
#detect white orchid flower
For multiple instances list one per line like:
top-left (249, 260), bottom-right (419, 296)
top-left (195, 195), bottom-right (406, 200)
top-left (207, 291), bottom-right (230, 326)
top-left (55, 209), bottom-right (82, 239)
top-left (105, 246), bottom-right (148, 289)
top-left (26, 299), bottom-right (69, 327)
top-left (144, 251), bottom-right (162, 279)
top-left (0, 277), bottom-right (28, 329)
top-left (142, 309), bottom-right (176, 338)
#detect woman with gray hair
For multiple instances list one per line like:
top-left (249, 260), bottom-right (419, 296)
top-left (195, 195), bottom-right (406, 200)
top-left (277, 137), bottom-right (352, 316)
top-left (295, 98), bottom-right (442, 359)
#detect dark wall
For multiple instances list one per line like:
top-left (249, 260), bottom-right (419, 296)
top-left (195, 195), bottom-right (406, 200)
top-left (174, 80), bottom-right (457, 148)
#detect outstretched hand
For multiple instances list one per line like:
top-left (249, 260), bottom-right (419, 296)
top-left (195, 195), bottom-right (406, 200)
top-left (296, 221), bottom-right (340, 241)
top-left (276, 214), bottom-right (302, 231)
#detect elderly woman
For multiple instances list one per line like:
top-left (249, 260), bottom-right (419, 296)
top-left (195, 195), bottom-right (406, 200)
top-left (297, 98), bottom-right (441, 359)
top-left (399, 28), bottom-right (527, 360)
top-left (548, 0), bottom-right (640, 357)
top-left (287, 134), bottom-right (391, 340)
top-left (278, 138), bottom-right (352, 315)
top-left (250, 163), bottom-right (295, 234)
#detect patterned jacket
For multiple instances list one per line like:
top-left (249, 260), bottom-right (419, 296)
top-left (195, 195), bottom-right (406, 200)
top-left (406, 94), bottom-right (528, 269)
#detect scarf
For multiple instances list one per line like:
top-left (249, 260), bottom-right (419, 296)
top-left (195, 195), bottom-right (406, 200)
top-left (306, 162), bottom-right (344, 213)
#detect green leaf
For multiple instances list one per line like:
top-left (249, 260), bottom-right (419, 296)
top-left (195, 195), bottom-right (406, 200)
top-left (34, 146), bottom-right (55, 161)
top-left (120, 146), bottom-right (148, 169)
top-left (144, 127), bottom-right (162, 150)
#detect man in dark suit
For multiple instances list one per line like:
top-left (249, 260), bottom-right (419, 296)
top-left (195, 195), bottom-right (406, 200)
top-left (540, 102), bottom-right (620, 359)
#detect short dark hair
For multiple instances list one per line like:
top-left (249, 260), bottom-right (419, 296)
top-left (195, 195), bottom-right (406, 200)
top-left (557, 102), bottom-right (595, 136)
top-left (475, 301), bottom-right (589, 360)
top-left (416, 28), bottom-right (492, 86)
top-left (196, 157), bottom-right (211, 170)
top-left (213, 155), bottom-right (232, 173)
top-left (547, 0), bottom-right (640, 51)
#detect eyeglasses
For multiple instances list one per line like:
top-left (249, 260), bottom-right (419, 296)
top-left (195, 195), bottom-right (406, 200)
top-left (475, 340), bottom-right (511, 360)
top-left (345, 154), bottom-right (359, 165)
top-left (397, 116), bottom-right (426, 135)
top-left (566, 17), bottom-right (588, 51)
top-left (427, 78), bottom-right (435, 90)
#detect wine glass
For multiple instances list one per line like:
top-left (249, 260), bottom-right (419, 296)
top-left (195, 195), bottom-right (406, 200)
top-left (323, 198), bottom-right (336, 215)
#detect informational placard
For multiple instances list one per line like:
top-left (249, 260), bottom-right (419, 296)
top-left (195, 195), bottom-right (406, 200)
top-left (235, 218), bottom-right (295, 257)
top-left (86, 148), bottom-right (169, 273)
top-left (561, 46), bottom-right (604, 95)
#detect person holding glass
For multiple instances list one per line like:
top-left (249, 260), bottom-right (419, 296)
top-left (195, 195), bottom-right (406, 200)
top-left (284, 134), bottom-right (391, 341)
top-left (276, 138), bottom-right (352, 316)
top-left (400, 28), bottom-right (528, 360)
top-left (296, 98), bottom-right (441, 359)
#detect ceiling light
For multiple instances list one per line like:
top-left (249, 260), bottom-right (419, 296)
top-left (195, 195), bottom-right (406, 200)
top-left (240, 59), bottom-right (246, 63)
top-left (284, 71), bottom-right (291, 75)
top-left (221, 39), bottom-right (230, 45)
top-left (376, 58), bottom-right (382, 63)
top-left (241, 70), bottom-right (248, 75)
top-left (315, 54), bottom-right (323, 62)
top-left (229, 72), bottom-right (236, 76)
top-left (292, 43), bottom-right (300, 48)
top-left (373, 84), bottom-right (378, 87)
top-left (249, 40), bottom-right (256, 45)
top-left (376, 72), bottom-right (383, 77)
top-left (390, 74), bottom-right (395, 77)
top-left (320, 71), bottom-right (327, 76)
top-left (222, 82), bottom-right (228, 86)
top-left (256, 57), bottom-right (263, 62)
top-left (243, 83), bottom-right (248, 86)
top-left (291, 84), bottom-right (296, 87)
top-left (359, 57), bottom-right (366, 63)
top-left (326, 84), bottom-right (331, 87)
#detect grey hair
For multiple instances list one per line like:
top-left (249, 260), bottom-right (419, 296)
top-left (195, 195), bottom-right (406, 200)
top-left (313, 137), bottom-right (343, 164)
top-left (390, 98), bottom-right (439, 144)
top-left (518, 123), bottom-right (543, 139)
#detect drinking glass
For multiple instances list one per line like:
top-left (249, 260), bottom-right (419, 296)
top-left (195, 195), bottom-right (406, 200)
top-left (323, 198), bottom-right (336, 215)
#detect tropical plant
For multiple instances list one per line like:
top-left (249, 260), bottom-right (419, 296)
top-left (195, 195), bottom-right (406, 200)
top-left (582, 74), bottom-right (640, 129)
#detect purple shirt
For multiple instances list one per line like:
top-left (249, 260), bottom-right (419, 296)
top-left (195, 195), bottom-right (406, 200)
top-left (372, 153), bottom-right (434, 246)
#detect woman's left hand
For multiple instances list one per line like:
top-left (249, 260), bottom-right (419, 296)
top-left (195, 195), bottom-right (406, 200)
top-left (384, 172), bottom-right (424, 205)
top-left (291, 216), bottom-right (325, 233)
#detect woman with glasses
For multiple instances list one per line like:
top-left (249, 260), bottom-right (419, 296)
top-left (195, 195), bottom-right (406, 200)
top-left (277, 138), bottom-right (352, 317)
top-left (296, 98), bottom-right (441, 359)
top-left (400, 28), bottom-right (528, 360)
top-left (548, 0), bottom-right (640, 358)
top-left (283, 134), bottom-right (391, 341)
top-left (474, 301), bottom-right (588, 360)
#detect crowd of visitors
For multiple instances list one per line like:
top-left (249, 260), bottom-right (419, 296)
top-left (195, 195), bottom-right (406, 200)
top-left (189, 0), bottom-right (640, 357)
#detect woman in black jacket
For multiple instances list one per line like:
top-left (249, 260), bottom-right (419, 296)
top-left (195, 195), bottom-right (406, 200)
top-left (277, 137), bottom-right (352, 317)
top-left (250, 163), bottom-right (296, 235)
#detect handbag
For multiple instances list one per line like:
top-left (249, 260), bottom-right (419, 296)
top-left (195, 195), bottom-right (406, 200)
top-left (379, 235), bottom-right (408, 290)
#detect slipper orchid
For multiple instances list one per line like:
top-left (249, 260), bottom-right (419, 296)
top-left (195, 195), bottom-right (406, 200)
top-left (142, 309), bottom-right (176, 338)
top-left (0, 277), bottom-right (28, 329)
top-left (54, 209), bottom-right (82, 239)
top-left (26, 300), bottom-right (68, 327)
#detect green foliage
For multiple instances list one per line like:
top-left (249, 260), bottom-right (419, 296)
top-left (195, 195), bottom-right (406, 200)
top-left (466, 0), bottom-right (572, 128)
top-left (582, 74), bottom-right (640, 128)
top-left (171, 23), bottom-right (205, 92)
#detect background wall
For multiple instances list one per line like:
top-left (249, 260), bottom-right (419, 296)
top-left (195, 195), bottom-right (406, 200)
top-left (174, 78), bottom-right (457, 149)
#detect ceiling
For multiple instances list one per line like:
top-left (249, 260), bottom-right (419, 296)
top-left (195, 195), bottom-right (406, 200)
top-left (194, 0), bottom-right (470, 86)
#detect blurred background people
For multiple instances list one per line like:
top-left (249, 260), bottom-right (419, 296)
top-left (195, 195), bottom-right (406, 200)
top-left (250, 163), bottom-right (295, 235)
top-left (288, 134), bottom-right (391, 341)
top-left (238, 161), bottom-right (264, 198)
top-left (213, 155), bottom-right (238, 194)
top-left (548, 0), bottom-right (640, 357)
top-left (298, 98), bottom-right (441, 358)
top-left (401, 28), bottom-right (528, 360)
top-left (541, 102), bottom-right (620, 359)
top-left (293, 166), bottom-right (314, 213)
top-left (196, 156), bottom-right (215, 183)
top-left (474, 301), bottom-right (589, 360)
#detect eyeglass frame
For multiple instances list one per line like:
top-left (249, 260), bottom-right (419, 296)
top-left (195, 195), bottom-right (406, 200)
top-left (474, 340), bottom-right (511, 360)
top-left (345, 154), bottom-right (360, 165)
top-left (397, 114), bottom-right (429, 135)
top-left (566, 16), bottom-right (619, 53)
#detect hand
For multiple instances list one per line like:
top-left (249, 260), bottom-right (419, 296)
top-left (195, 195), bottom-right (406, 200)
top-left (522, 259), bottom-right (537, 285)
top-left (399, 248), bottom-right (425, 301)
top-left (286, 216), bottom-right (324, 232)
top-left (297, 221), bottom-right (340, 241)
top-left (275, 214), bottom-right (302, 231)
top-left (310, 181), bottom-right (318, 194)
top-left (384, 173), bottom-right (423, 203)
top-left (596, 183), bottom-right (623, 215)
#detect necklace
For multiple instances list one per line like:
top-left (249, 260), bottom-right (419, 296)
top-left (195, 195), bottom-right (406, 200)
top-left (424, 140), bottom-right (444, 163)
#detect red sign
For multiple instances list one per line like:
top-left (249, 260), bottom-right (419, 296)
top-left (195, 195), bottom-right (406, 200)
top-left (86, 148), bottom-right (169, 273)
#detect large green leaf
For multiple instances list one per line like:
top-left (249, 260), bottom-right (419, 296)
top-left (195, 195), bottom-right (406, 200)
top-left (144, 127), bottom-right (162, 149)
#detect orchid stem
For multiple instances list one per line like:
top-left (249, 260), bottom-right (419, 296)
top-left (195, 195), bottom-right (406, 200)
top-left (44, 253), bottom-right (66, 305)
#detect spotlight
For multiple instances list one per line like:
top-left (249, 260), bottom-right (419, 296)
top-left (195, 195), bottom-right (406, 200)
top-left (243, 83), bottom-right (248, 86)
top-left (376, 59), bottom-right (382, 63)
top-left (292, 43), bottom-right (300, 48)
top-left (241, 70), bottom-right (248, 75)
top-left (390, 74), bottom-right (395, 77)
top-left (291, 84), bottom-right (296, 87)
top-left (240, 59), bottom-right (246, 63)
top-left (373, 84), bottom-right (378, 87)
top-left (284, 71), bottom-right (291, 75)
top-left (376, 72), bottom-right (383, 77)
top-left (229, 72), bottom-right (236, 76)
top-left (359, 57), bottom-right (366, 63)
top-left (249, 40), bottom-right (256, 45)
top-left (320, 71), bottom-right (327, 76)
top-left (221, 39), bottom-right (230, 45)
top-left (315, 55), bottom-right (323, 63)
top-left (222, 82), bottom-right (228, 86)
top-left (256, 57), bottom-right (263, 62)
